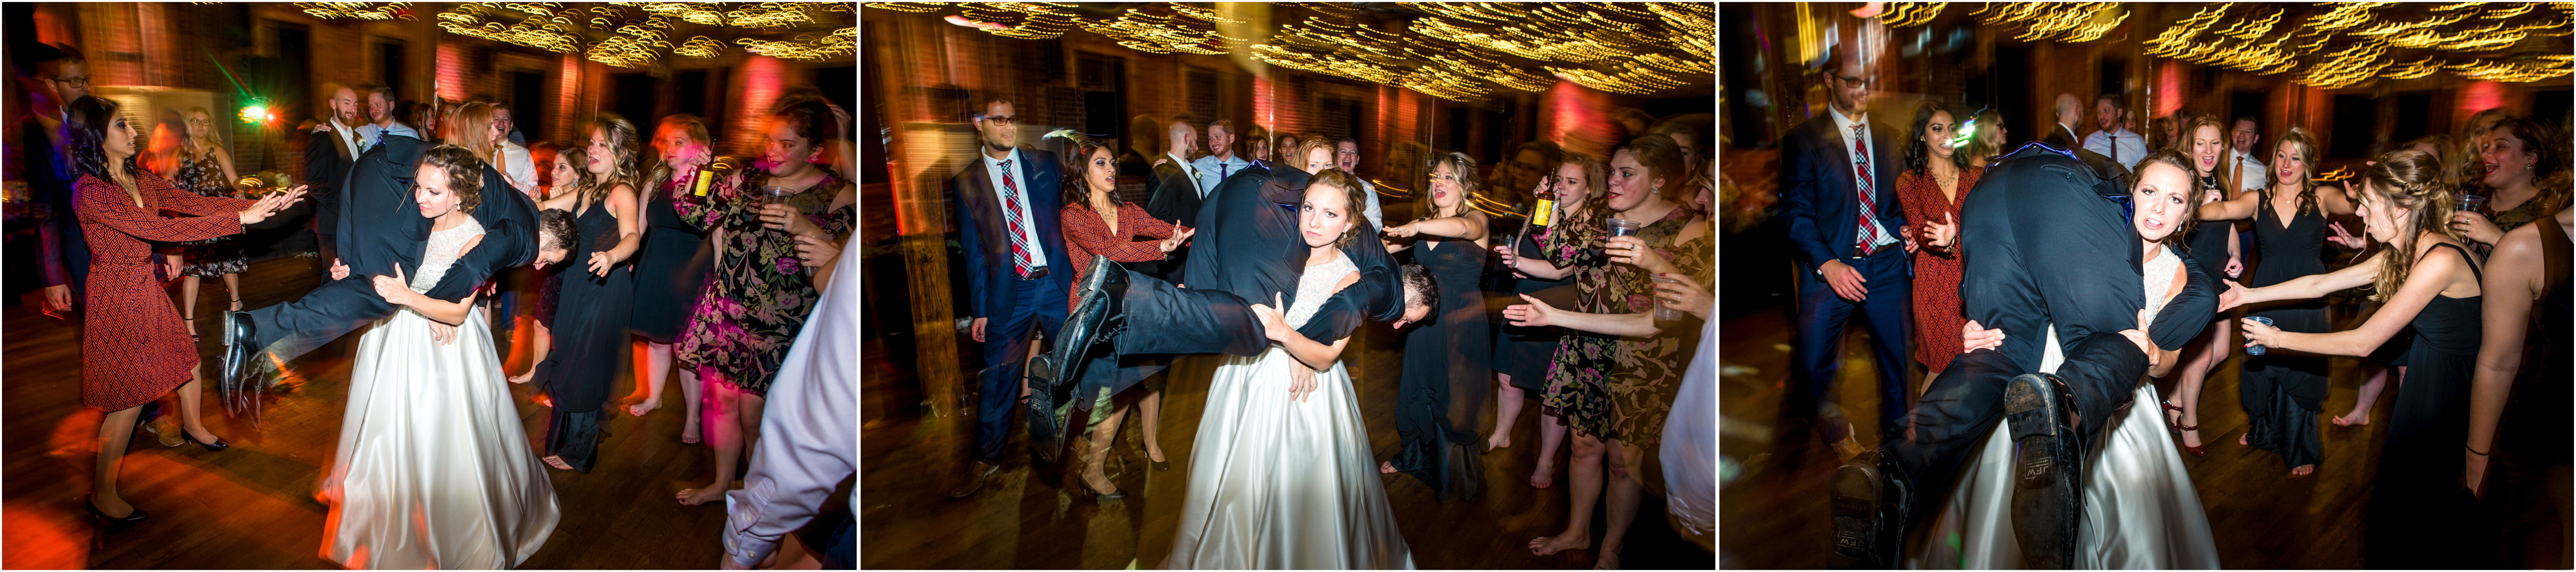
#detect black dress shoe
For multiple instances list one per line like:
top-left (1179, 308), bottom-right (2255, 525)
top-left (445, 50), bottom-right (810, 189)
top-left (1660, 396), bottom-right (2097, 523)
top-left (945, 460), bottom-right (1002, 499)
top-left (1052, 256), bottom-right (1128, 381)
top-left (1828, 448), bottom-right (1911, 569)
top-left (187, 433), bottom-right (230, 452)
top-left (220, 311), bottom-right (259, 393)
top-left (1026, 353), bottom-right (1070, 464)
top-left (2004, 373), bottom-right (2081, 570)
top-left (81, 496), bottom-right (148, 529)
top-left (1152, 459), bottom-right (1171, 472)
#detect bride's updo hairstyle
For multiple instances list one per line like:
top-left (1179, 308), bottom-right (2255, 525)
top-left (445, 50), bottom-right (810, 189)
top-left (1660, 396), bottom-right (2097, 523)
top-left (1306, 167), bottom-right (1372, 248)
top-left (419, 144), bottom-right (486, 214)
top-left (2131, 148), bottom-right (2202, 245)
top-left (2357, 149), bottom-right (2457, 302)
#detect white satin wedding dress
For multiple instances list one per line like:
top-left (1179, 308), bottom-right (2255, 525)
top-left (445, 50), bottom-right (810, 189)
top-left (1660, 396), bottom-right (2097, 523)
top-left (1907, 245), bottom-right (2220, 570)
top-left (1165, 254), bottom-right (1415, 570)
top-left (323, 218), bottom-right (560, 569)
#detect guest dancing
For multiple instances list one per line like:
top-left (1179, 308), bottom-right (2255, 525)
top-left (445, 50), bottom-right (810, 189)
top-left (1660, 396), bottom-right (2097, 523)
top-left (1056, 136), bottom-right (1188, 498)
top-left (535, 112), bottom-right (644, 473)
top-left (2451, 115), bottom-right (2569, 251)
top-left (2221, 150), bottom-right (2490, 567)
top-left (1892, 102), bottom-right (1983, 399)
top-left (2465, 205), bottom-right (2572, 567)
top-left (2164, 114), bottom-right (2243, 456)
top-left (1379, 151), bottom-right (1493, 503)
top-left (675, 101), bottom-right (855, 505)
top-left (2194, 127), bottom-right (2355, 476)
top-left (510, 145), bottom-right (585, 385)
top-left (1490, 152), bottom-right (1604, 487)
top-left (171, 106), bottom-right (249, 340)
top-left (64, 95), bottom-right (304, 525)
top-left (629, 114), bottom-right (718, 444)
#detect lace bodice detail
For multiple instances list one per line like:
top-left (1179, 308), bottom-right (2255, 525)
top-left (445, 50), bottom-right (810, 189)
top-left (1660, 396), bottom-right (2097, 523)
top-left (1284, 254), bottom-right (1359, 329)
top-left (412, 218), bottom-right (485, 293)
top-left (2141, 244), bottom-right (2180, 326)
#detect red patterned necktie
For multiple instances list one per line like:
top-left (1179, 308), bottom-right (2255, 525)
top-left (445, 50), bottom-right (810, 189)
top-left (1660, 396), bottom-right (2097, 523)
top-left (998, 159), bottom-right (1035, 277)
top-left (1852, 125), bottom-right (1880, 255)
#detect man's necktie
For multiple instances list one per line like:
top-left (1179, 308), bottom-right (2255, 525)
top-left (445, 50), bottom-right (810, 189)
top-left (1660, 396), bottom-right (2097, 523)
top-left (1852, 125), bottom-right (1880, 255)
top-left (997, 159), bottom-right (1036, 278)
top-left (1220, 163), bottom-right (1231, 182)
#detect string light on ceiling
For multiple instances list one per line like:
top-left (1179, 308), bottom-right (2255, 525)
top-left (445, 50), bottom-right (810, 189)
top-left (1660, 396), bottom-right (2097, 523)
top-left (1081, 4), bottom-right (1239, 55)
top-left (2146, 2), bottom-right (2574, 88)
top-left (1970, 2), bottom-right (2128, 43)
top-left (299, 2), bottom-right (416, 20)
top-left (737, 27), bottom-right (858, 61)
top-left (674, 35), bottom-right (726, 58)
top-left (338, 3), bottom-right (855, 66)
top-left (1876, 2), bottom-right (1947, 28)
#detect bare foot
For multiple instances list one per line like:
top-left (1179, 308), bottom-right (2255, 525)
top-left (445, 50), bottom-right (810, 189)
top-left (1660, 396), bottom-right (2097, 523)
top-left (1529, 531), bottom-right (1590, 556)
top-left (541, 455), bottom-right (573, 470)
top-left (509, 371), bottom-right (534, 385)
top-left (2332, 413), bottom-right (2370, 426)
top-left (2290, 464), bottom-right (2316, 477)
top-left (1530, 457), bottom-right (1557, 489)
top-left (677, 485), bottom-right (727, 506)
top-left (627, 398), bottom-right (662, 417)
top-left (1380, 461), bottom-right (1398, 474)
top-left (1485, 433), bottom-right (1511, 451)
top-left (1594, 551), bottom-right (1621, 569)
top-left (681, 419), bottom-right (703, 445)
top-left (2240, 432), bottom-right (2250, 446)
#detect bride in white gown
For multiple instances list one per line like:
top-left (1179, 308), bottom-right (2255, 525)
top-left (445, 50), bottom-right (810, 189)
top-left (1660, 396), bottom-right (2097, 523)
top-left (1166, 170), bottom-right (1416, 570)
top-left (1909, 155), bottom-right (2220, 569)
top-left (322, 149), bottom-right (559, 569)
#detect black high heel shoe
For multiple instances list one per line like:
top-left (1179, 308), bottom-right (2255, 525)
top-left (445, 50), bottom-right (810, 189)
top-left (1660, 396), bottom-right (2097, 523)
top-left (82, 496), bottom-right (148, 528)
top-left (186, 431), bottom-right (229, 452)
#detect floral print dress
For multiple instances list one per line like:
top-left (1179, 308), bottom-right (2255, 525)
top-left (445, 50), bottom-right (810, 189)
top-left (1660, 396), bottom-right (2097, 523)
top-left (1539, 206), bottom-right (1620, 439)
top-left (1606, 214), bottom-right (1712, 449)
top-left (176, 153), bottom-right (248, 276)
top-left (673, 168), bottom-right (855, 396)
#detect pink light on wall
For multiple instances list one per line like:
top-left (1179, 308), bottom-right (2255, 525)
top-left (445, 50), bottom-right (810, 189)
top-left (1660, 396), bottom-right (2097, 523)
top-left (1547, 80), bottom-right (1616, 159)
top-left (2460, 80), bottom-right (2507, 119)
top-left (2155, 61), bottom-right (2182, 118)
top-left (1253, 74), bottom-right (1275, 131)
top-left (558, 53), bottom-right (582, 145)
top-left (730, 55), bottom-right (788, 155)
top-left (437, 43), bottom-right (467, 102)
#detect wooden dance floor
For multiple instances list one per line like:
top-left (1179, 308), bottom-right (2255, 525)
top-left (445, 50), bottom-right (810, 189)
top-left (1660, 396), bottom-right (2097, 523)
top-left (859, 311), bottom-right (1718, 568)
top-left (2, 255), bottom-right (744, 569)
top-left (1718, 302), bottom-right (2574, 569)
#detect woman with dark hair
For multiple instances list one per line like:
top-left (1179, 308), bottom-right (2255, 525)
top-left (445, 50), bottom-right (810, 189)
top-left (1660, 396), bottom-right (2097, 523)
top-left (1055, 136), bottom-right (1192, 499)
top-left (63, 95), bottom-right (304, 525)
top-left (628, 114), bottom-right (717, 443)
top-left (1892, 102), bottom-right (1983, 396)
top-left (2194, 126), bottom-right (2357, 476)
top-left (2162, 114), bottom-right (2241, 456)
top-left (2221, 150), bottom-right (2491, 568)
top-left (1380, 150), bottom-right (1493, 503)
top-left (173, 106), bottom-right (249, 340)
top-left (532, 113), bottom-right (645, 473)
top-left (2452, 114), bottom-right (2570, 250)
top-left (511, 144), bottom-right (591, 386)
top-left (674, 101), bottom-right (856, 505)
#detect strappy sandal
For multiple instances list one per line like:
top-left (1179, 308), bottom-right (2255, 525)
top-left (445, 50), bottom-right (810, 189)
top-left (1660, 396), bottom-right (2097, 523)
top-left (183, 317), bottom-right (200, 341)
top-left (2161, 400), bottom-right (2206, 457)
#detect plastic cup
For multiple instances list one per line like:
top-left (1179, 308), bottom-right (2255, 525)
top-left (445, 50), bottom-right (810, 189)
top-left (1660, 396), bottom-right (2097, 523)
top-left (1607, 217), bottom-right (1641, 237)
top-left (760, 185), bottom-right (798, 206)
top-left (2457, 194), bottom-right (2488, 215)
top-left (2245, 316), bottom-right (2275, 356)
top-left (1652, 275), bottom-right (1684, 321)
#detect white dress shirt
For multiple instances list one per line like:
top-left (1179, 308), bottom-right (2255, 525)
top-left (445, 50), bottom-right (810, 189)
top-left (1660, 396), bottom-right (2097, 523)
top-left (982, 148), bottom-right (1048, 270)
top-left (498, 140), bottom-right (539, 197)
top-left (2082, 126), bottom-right (2150, 170)
top-left (1190, 153), bottom-right (1255, 197)
top-left (1165, 151), bottom-right (1201, 196)
top-left (327, 117), bottom-right (364, 159)
top-left (722, 240), bottom-right (857, 568)
top-left (1827, 106), bottom-right (1898, 252)
top-left (1359, 179), bottom-right (1384, 229)
top-left (2229, 149), bottom-right (2269, 195)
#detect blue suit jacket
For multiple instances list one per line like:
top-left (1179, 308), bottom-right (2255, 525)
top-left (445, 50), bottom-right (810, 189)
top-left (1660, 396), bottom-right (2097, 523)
top-left (951, 148), bottom-right (1072, 320)
top-left (1780, 112), bottom-right (1909, 276)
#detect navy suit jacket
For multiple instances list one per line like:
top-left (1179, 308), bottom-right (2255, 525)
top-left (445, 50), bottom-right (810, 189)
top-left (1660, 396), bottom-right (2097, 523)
top-left (1780, 112), bottom-right (1908, 275)
top-left (952, 148), bottom-right (1072, 320)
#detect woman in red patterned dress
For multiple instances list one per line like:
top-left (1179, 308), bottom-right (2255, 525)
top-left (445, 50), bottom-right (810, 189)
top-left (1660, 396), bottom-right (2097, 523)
top-left (1893, 102), bottom-right (1984, 399)
top-left (63, 95), bottom-right (303, 526)
top-left (1056, 138), bottom-right (1191, 499)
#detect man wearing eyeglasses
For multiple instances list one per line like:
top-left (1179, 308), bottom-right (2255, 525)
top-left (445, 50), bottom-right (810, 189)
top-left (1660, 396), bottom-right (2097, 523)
top-left (944, 97), bottom-right (1072, 499)
top-left (1777, 47), bottom-right (1911, 460)
top-left (17, 44), bottom-right (94, 316)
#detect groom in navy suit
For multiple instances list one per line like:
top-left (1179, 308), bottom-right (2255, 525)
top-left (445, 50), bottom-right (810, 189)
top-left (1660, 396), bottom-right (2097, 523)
top-left (946, 98), bottom-right (1074, 499)
top-left (1780, 48), bottom-right (1911, 452)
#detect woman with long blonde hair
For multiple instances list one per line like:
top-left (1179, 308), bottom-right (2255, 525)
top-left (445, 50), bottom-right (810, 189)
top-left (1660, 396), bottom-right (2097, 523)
top-left (531, 114), bottom-right (645, 472)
